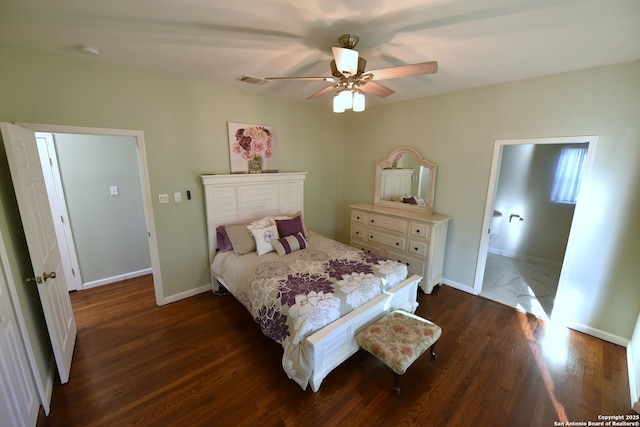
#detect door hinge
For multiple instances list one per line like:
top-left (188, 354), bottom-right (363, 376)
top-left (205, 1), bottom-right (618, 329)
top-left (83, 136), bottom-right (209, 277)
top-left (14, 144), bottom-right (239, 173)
top-left (71, 268), bottom-right (75, 276)
top-left (61, 215), bottom-right (64, 223)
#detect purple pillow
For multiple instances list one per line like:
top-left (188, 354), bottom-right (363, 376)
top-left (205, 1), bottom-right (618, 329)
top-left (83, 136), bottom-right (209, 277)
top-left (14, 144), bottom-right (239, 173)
top-left (276, 215), bottom-right (305, 238)
top-left (216, 225), bottom-right (233, 252)
top-left (402, 196), bottom-right (418, 205)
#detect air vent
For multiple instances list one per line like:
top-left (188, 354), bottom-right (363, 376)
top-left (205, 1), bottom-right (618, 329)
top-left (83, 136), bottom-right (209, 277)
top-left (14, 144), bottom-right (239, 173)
top-left (236, 75), bottom-right (268, 85)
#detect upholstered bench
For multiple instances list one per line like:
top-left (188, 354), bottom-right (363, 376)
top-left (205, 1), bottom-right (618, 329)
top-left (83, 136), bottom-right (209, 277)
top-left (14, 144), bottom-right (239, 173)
top-left (356, 310), bottom-right (442, 395)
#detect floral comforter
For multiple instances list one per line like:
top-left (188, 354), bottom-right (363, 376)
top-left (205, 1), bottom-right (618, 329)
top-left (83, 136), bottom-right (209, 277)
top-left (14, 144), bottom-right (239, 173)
top-left (210, 232), bottom-right (408, 390)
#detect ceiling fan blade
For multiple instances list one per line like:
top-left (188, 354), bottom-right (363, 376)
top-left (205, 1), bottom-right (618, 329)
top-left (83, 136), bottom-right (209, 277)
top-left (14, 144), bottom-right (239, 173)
top-left (332, 47), bottom-right (359, 76)
top-left (366, 61), bottom-right (438, 81)
top-left (307, 84), bottom-right (338, 100)
top-left (359, 81), bottom-right (396, 98)
top-left (266, 76), bottom-right (336, 82)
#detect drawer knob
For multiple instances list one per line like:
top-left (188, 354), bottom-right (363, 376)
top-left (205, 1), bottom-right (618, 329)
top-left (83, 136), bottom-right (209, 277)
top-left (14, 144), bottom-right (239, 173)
top-left (370, 235), bottom-right (374, 239)
top-left (416, 229), bottom-right (421, 233)
top-left (414, 247), bottom-right (419, 251)
top-left (356, 231), bottom-right (360, 235)
top-left (371, 219), bottom-right (375, 223)
top-left (357, 216), bottom-right (360, 220)
top-left (396, 242), bottom-right (400, 246)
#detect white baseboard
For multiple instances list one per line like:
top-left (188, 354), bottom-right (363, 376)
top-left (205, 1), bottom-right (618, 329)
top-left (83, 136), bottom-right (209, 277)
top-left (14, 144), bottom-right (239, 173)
top-left (563, 321), bottom-right (629, 347)
top-left (160, 283), bottom-right (212, 305)
top-left (488, 247), bottom-right (562, 270)
top-left (82, 268), bottom-right (152, 290)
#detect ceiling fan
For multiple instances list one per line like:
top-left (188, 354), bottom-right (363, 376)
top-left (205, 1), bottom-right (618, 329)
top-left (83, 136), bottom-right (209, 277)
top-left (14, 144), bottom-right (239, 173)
top-left (264, 34), bottom-right (438, 112)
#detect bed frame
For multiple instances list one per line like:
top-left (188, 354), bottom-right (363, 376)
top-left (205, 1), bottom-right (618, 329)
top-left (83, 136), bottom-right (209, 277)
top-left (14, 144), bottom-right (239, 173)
top-left (202, 172), bottom-right (421, 391)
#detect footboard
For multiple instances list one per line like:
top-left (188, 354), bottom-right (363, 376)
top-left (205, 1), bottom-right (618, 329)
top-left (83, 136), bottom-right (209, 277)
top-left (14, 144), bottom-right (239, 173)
top-left (306, 275), bottom-right (421, 391)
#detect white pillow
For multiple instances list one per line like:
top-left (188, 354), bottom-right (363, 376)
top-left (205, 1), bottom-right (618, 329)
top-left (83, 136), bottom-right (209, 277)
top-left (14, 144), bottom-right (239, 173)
top-left (247, 216), bottom-right (272, 230)
top-left (250, 225), bottom-right (279, 255)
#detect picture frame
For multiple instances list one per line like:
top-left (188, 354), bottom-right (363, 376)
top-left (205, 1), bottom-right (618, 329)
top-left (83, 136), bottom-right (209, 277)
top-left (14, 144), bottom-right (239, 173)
top-left (227, 122), bottom-right (278, 173)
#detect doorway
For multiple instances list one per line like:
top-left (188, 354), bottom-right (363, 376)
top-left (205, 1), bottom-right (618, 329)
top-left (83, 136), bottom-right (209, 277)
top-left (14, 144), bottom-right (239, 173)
top-left (474, 136), bottom-right (598, 320)
top-left (16, 123), bottom-right (164, 305)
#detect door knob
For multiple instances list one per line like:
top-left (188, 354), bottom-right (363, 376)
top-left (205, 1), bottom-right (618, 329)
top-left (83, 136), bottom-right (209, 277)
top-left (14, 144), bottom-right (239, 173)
top-left (42, 272), bottom-right (57, 281)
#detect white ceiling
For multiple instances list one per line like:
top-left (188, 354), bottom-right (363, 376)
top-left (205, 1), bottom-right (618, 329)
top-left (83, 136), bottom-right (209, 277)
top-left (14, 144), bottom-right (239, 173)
top-left (1, 0), bottom-right (639, 108)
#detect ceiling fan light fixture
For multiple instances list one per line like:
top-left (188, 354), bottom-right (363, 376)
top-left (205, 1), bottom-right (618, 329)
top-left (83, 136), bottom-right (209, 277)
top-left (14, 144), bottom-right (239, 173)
top-left (339, 89), bottom-right (353, 110)
top-left (333, 93), bottom-right (345, 113)
top-left (353, 91), bottom-right (365, 112)
top-left (332, 47), bottom-right (358, 76)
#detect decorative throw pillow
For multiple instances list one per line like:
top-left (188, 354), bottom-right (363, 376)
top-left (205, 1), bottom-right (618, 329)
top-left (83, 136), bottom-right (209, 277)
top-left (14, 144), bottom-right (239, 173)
top-left (250, 225), bottom-right (279, 255)
top-left (272, 211), bottom-right (308, 236)
top-left (247, 216), bottom-right (272, 230)
top-left (275, 215), bottom-right (306, 238)
top-left (402, 196), bottom-right (418, 205)
top-left (225, 224), bottom-right (256, 255)
top-left (216, 225), bottom-right (233, 252)
top-left (271, 232), bottom-right (307, 256)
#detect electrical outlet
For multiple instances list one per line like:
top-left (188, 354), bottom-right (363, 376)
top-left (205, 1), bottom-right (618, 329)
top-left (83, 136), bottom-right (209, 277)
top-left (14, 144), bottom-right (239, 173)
top-left (158, 194), bottom-right (169, 204)
top-left (110, 185), bottom-right (119, 196)
top-left (174, 192), bottom-right (182, 203)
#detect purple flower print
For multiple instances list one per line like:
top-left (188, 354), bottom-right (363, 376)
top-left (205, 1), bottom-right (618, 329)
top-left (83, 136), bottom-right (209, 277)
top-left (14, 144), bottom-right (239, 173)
top-left (279, 274), bottom-right (334, 306)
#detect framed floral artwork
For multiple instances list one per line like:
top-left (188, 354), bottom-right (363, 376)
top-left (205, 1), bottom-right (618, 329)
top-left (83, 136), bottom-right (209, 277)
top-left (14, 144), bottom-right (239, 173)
top-left (228, 122), bottom-right (278, 173)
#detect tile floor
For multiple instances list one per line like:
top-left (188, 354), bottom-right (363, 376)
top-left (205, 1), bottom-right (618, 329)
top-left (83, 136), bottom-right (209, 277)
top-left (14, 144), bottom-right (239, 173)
top-left (480, 253), bottom-right (561, 320)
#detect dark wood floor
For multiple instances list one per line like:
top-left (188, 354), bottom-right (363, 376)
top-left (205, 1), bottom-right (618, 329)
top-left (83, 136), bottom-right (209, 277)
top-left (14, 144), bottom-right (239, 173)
top-left (41, 275), bottom-right (634, 426)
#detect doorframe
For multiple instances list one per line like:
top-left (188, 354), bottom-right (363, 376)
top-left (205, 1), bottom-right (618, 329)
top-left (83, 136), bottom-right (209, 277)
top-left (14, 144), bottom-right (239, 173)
top-left (17, 123), bottom-right (164, 305)
top-left (473, 135), bottom-right (598, 297)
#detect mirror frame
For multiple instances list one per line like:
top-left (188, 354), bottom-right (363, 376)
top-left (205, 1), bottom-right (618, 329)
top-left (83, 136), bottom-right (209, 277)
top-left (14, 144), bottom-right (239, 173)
top-left (374, 146), bottom-right (437, 214)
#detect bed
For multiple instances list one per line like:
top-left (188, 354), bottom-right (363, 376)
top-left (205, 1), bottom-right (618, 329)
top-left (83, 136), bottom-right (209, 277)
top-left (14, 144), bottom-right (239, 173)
top-left (202, 172), bottom-right (421, 391)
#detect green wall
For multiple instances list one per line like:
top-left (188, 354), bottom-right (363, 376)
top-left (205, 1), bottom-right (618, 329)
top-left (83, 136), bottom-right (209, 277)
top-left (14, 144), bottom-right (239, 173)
top-left (0, 43), bottom-right (345, 301)
top-left (1, 43), bottom-right (639, 398)
top-left (343, 60), bottom-right (640, 340)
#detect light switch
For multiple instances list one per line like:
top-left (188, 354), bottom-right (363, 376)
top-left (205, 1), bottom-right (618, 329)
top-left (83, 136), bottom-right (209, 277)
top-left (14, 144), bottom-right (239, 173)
top-left (158, 194), bottom-right (169, 204)
top-left (174, 192), bottom-right (182, 203)
top-left (110, 186), bottom-right (119, 196)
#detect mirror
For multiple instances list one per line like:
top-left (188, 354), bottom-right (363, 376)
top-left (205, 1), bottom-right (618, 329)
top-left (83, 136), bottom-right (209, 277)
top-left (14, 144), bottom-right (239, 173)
top-left (374, 147), bottom-right (437, 214)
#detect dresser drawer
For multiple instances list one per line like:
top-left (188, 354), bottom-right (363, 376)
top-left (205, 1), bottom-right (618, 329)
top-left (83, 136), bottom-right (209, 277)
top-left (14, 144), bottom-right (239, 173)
top-left (408, 240), bottom-right (428, 257)
top-left (367, 214), bottom-right (408, 234)
top-left (351, 224), bottom-right (365, 240)
top-left (351, 238), bottom-right (385, 257)
top-left (409, 221), bottom-right (431, 239)
top-left (367, 230), bottom-right (406, 251)
top-left (351, 210), bottom-right (366, 224)
top-left (386, 250), bottom-right (425, 278)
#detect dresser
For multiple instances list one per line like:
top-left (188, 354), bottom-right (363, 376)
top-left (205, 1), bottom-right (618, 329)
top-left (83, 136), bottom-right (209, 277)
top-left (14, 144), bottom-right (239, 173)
top-left (350, 203), bottom-right (450, 294)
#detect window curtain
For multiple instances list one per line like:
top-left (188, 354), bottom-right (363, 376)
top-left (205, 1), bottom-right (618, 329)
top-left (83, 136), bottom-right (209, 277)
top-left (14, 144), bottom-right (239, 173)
top-left (551, 146), bottom-right (587, 204)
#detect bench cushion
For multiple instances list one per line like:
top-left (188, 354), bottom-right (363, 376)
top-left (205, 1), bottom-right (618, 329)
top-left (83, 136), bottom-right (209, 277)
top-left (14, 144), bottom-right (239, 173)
top-left (357, 310), bottom-right (442, 375)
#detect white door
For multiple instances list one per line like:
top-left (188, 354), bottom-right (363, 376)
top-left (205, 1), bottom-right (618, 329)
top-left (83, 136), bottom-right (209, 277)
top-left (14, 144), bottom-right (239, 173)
top-left (35, 133), bottom-right (83, 292)
top-left (1, 122), bottom-right (77, 383)
top-left (0, 260), bottom-right (39, 427)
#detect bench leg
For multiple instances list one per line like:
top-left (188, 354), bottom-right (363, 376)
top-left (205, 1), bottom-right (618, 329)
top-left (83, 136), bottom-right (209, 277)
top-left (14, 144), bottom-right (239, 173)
top-left (393, 373), bottom-right (401, 395)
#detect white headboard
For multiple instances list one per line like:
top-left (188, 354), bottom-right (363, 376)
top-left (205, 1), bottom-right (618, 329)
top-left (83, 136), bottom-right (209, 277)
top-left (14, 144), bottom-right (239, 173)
top-left (201, 172), bottom-right (307, 262)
